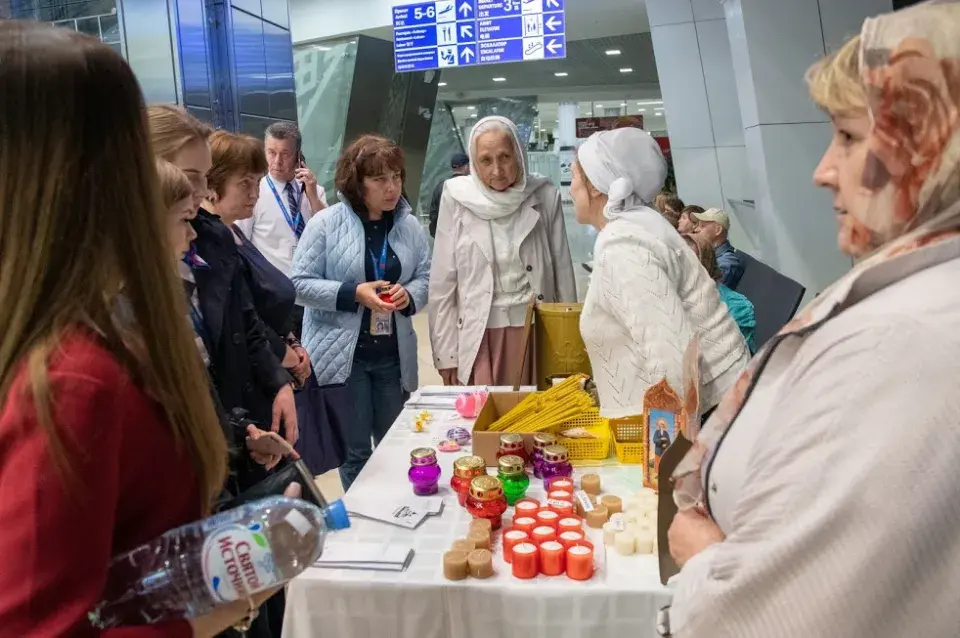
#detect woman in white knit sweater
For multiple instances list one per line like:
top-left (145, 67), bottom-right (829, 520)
top-left (664, 4), bottom-right (960, 636)
top-left (573, 127), bottom-right (749, 418)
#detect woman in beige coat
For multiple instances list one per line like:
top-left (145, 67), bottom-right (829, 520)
top-left (662, 4), bottom-right (960, 636)
top-left (429, 116), bottom-right (576, 385)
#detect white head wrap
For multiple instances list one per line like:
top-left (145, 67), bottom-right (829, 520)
top-left (577, 127), bottom-right (667, 220)
top-left (446, 115), bottom-right (548, 220)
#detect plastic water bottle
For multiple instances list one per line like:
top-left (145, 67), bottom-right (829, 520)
top-left (89, 496), bottom-right (350, 628)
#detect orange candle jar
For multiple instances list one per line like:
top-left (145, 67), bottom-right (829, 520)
top-left (558, 530), bottom-right (585, 551)
top-left (465, 475), bottom-right (508, 531)
top-left (513, 498), bottom-right (541, 519)
top-left (547, 499), bottom-right (575, 518)
top-left (548, 489), bottom-right (574, 504)
top-left (513, 516), bottom-right (538, 535)
top-left (539, 541), bottom-right (566, 576)
top-left (535, 509), bottom-right (560, 529)
top-left (566, 545), bottom-right (594, 581)
top-left (550, 478), bottom-right (575, 493)
top-left (450, 455), bottom-right (486, 507)
top-left (502, 529), bottom-right (529, 563)
top-left (531, 525), bottom-right (558, 546)
top-left (512, 542), bottom-right (539, 579)
top-left (558, 516), bottom-right (583, 534)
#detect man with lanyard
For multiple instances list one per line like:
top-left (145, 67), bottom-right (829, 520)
top-left (236, 122), bottom-right (327, 337)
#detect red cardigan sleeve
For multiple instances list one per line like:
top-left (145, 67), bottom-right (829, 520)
top-left (0, 356), bottom-right (192, 637)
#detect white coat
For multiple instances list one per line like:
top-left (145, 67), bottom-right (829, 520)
top-left (428, 177), bottom-right (577, 383)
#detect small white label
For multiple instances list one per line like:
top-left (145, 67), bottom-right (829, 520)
top-left (284, 510), bottom-right (312, 537)
top-left (202, 523), bottom-right (279, 603)
top-left (609, 513), bottom-right (625, 532)
top-left (575, 490), bottom-right (594, 513)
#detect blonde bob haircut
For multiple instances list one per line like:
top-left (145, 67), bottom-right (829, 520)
top-left (806, 35), bottom-right (868, 116)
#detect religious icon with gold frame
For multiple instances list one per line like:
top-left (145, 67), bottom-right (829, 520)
top-left (643, 378), bottom-right (683, 491)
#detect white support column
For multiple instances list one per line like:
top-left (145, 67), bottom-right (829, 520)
top-left (556, 101), bottom-right (578, 149)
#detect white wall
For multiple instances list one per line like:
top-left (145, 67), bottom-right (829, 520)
top-left (290, 0), bottom-right (400, 44)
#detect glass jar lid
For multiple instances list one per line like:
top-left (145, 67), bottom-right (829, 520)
top-left (469, 475), bottom-right (504, 501)
top-left (533, 432), bottom-right (557, 448)
top-left (497, 454), bottom-right (525, 476)
top-left (499, 433), bottom-right (523, 447)
top-left (542, 444), bottom-right (569, 463)
top-left (410, 447), bottom-right (438, 466)
top-left (453, 455), bottom-right (485, 477)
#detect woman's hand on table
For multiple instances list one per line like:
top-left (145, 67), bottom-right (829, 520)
top-left (355, 280), bottom-right (396, 313)
top-left (668, 507), bottom-right (725, 567)
top-left (387, 283), bottom-right (410, 310)
top-left (439, 368), bottom-right (460, 386)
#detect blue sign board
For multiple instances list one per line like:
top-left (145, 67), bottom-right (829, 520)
top-left (393, 0), bottom-right (566, 73)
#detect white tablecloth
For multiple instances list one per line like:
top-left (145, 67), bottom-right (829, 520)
top-left (283, 387), bottom-right (671, 638)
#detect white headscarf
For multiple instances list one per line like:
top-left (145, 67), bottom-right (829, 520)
top-left (577, 127), bottom-right (667, 220)
top-left (446, 115), bottom-right (549, 220)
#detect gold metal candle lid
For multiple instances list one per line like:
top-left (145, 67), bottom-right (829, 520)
top-left (453, 455), bottom-right (485, 478)
top-left (543, 444), bottom-right (569, 463)
top-left (499, 433), bottom-right (523, 449)
top-left (469, 475), bottom-right (504, 501)
top-left (533, 432), bottom-right (557, 448)
top-left (410, 447), bottom-right (437, 466)
top-left (498, 455), bottom-right (524, 476)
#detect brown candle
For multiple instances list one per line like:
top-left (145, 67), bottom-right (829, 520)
top-left (467, 549), bottom-right (494, 579)
top-left (443, 550), bottom-right (469, 581)
top-left (585, 504), bottom-right (609, 529)
top-left (601, 495), bottom-right (623, 515)
top-left (451, 539), bottom-right (475, 553)
top-left (470, 518), bottom-right (493, 535)
top-left (467, 528), bottom-right (491, 550)
top-left (580, 473), bottom-right (601, 495)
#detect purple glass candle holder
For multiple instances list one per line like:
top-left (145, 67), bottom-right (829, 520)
top-left (531, 432), bottom-right (557, 478)
top-left (540, 444), bottom-right (573, 490)
top-left (409, 447), bottom-right (442, 496)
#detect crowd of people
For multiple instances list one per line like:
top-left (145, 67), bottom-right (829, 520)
top-left (2, 1), bottom-right (960, 635)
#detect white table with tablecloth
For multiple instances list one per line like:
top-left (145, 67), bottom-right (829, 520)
top-left (283, 387), bottom-right (671, 638)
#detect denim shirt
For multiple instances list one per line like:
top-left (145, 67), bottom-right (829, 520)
top-left (715, 240), bottom-right (744, 290)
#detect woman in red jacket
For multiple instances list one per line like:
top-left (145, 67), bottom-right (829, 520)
top-left (0, 22), bottom-right (262, 637)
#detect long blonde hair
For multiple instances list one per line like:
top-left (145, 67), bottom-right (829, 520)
top-left (0, 23), bottom-right (227, 511)
top-left (147, 104), bottom-right (215, 161)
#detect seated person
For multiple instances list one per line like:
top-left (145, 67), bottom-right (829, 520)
top-left (684, 234), bottom-right (757, 353)
top-left (692, 207), bottom-right (744, 289)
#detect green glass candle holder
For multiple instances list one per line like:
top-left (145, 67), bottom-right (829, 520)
top-left (497, 455), bottom-right (530, 505)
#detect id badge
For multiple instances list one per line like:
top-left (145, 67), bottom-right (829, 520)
top-left (371, 311), bottom-right (393, 336)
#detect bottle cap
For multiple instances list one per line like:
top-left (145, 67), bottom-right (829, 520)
top-left (497, 455), bottom-right (525, 475)
top-left (533, 432), bottom-right (557, 448)
top-left (543, 444), bottom-right (569, 463)
top-left (499, 433), bottom-right (524, 451)
top-left (410, 447), bottom-right (438, 466)
top-left (324, 499), bottom-right (351, 531)
top-left (469, 475), bottom-right (504, 501)
top-left (453, 455), bottom-right (486, 478)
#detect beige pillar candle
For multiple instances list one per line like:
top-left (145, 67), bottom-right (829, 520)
top-left (470, 518), bottom-right (493, 535)
top-left (585, 504), bottom-right (609, 529)
top-left (614, 531), bottom-right (637, 556)
top-left (580, 473), bottom-right (602, 495)
top-left (600, 495), bottom-right (623, 515)
top-left (467, 528), bottom-right (491, 551)
top-left (451, 539), bottom-right (476, 553)
top-left (467, 549), bottom-right (494, 578)
top-left (443, 550), bottom-right (469, 580)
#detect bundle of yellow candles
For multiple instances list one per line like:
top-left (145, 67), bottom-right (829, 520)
top-left (488, 374), bottom-right (596, 433)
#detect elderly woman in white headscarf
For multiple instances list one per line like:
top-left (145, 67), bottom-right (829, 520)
top-left (572, 127), bottom-right (749, 418)
top-left (430, 116), bottom-right (576, 386)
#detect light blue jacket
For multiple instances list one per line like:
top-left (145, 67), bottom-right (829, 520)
top-left (291, 199), bottom-right (431, 391)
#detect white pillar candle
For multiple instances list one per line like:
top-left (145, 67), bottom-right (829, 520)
top-left (635, 529), bottom-right (655, 555)
top-left (614, 531), bottom-right (637, 556)
top-left (602, 521), bottom-right (619, 546)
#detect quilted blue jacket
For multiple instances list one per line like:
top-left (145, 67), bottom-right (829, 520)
top-left (291, 198), bottom-right (431, 391)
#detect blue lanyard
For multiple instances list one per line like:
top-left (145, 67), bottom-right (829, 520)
top-left (265, 176), bottom-right (304, 237)
top-left (369, 234), bottom-right (389, 281)
top-left (187, 296), bottom-right (209, 345)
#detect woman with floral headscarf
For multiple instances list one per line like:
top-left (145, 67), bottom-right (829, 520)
top-left (662, 3), bottom-right (960, 636)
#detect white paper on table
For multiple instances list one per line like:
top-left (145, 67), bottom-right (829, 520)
top-left (420, 497), bottom-right (444, 516)
top-left (315, 543), bottom-right (415, 572)
top-left (346, 501), bottom-right (430, 530)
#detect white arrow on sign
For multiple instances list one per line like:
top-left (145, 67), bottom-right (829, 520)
top-left (460, 23), bottom-right (474, 39)
top-left (460, 47), bottom-right (476, 62)
top-left (545, 15), bottom-right (561, 32)
top-left (546, 39), bottom-right (563, 55)
top-left (546, 0), bottom-right (560, 8)
top-left (458, 1), bottom-right (473, 17)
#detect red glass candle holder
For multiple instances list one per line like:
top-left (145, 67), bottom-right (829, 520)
top-left (465, 475), bottom-right (508, 531)
top-left (558, 516), bottom-right (583, 534)
top-left (540, 541), bottom-right (565, 576)
top-left (513, 516), bottom-right (538, 535)
top-left (450, 455), bottom-right (486, 507)
top-left (514, 498), bottom-right (541, 519)
top-left (547, 499), bottom-right (575, 518)
top-left (512, 543), bottom-right (539, 579)
top-left (502, 529), bottom-right (529, 563)
top-left (497, 433), bottom-right (529, 465)
top-left (566, 545), bottom-right (594, 581)
top-left (532, 526), bottom-right (558, 546)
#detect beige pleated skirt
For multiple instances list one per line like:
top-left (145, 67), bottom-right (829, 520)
top-left (469, 327), bottom-right (534, 386)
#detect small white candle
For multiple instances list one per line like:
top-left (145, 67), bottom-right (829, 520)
top-left (614, 531), bottom-right (637, 556)
top-left (602, 521), bottom-right (619, 546)
top-left (635, 529), bottom-right (655, 555)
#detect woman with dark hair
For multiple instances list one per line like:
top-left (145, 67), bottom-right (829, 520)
top-left (292, 135), bottom-right (431, 489)
top-left (0, 21), bottom-right (269, 635)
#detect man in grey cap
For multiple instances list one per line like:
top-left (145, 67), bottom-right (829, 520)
top-left (693, 208), bottom-right (744, 289)
top-left (428, 152), bottom-right (470, 237)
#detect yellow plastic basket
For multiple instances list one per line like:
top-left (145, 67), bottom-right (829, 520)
top-left (610, 416), bottom-right (645, 465)
top-left (554, 412), bottom-right (611, 461)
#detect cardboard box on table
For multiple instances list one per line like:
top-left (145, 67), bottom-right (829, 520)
top-left (472, 391), bottom-right (537, 467)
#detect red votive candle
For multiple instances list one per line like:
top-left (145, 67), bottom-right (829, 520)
top-left (514, 499), bottom-right (541, 519)
top-left (558, 516), bottom-right (583, 534)
top-left (535, 509), bottom-right (560, 529)
top-left (539, 540), bottom-right (566, 576)
top-left (502, 529), bottom-right (529, 564)
top-left (512, 542), bottom-right (539, 579)
top-left (532, 525), bottom-right (558, 546)
top-left (558, 530), bottom-right (585, 551)
top-left (548, 489), bottom-right (574, 504)
top-left (513, 516), bottom-right (538, 535)
top-left (550, 478), bottom-right (575, 493)
top-left (547, 499), bottom-right (575, 518)
top-left (566, 545), bottom-right (594, 581)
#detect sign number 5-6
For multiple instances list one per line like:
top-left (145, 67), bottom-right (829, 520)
top-left (414, 6), bottom-right (436, 20)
